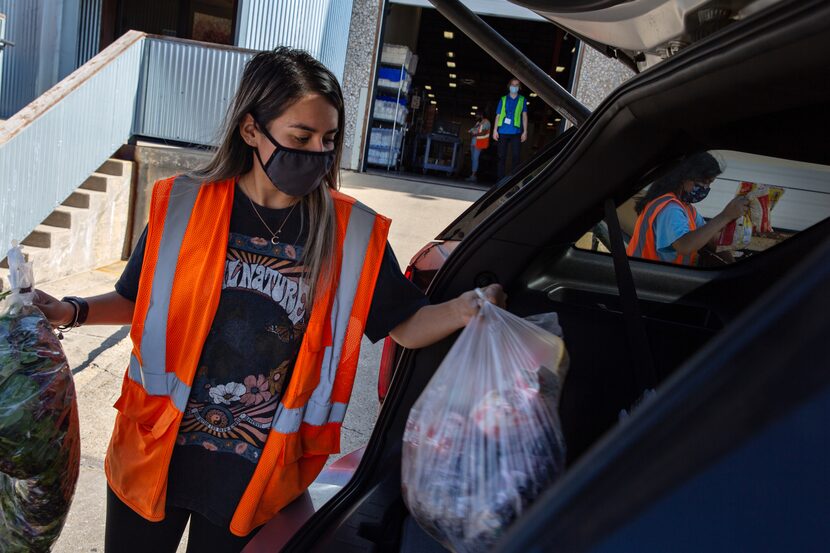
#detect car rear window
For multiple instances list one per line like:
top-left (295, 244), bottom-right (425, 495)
top-left (575, 150), bottom-right (830, 267)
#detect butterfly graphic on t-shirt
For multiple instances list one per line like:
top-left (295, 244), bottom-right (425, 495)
top-left (265, 320), bottom-right (307, 343)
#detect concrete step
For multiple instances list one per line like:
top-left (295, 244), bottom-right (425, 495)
top-left (80, 174), bottom-right (108, 192)
top-left (62, 188), bottom-right (106, 209)
top-left (22, 228), bottom-right (52, 248)
top-left (21, 225), bottom-right (73, 250)
top-left (43, 206), bottom-right (82, 229)
top-left (96, 159), bottom-right (126, 177)
top-left (63, 191), bottom-right (91, 209)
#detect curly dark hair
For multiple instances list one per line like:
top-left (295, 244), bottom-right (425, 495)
top-left (635, 152), bottom-right (723, 213)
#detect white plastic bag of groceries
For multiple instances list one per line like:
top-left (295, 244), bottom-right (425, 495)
top-left (402, 295), bottom-right (569, 553)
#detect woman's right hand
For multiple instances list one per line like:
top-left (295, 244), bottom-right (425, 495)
top-left (33, 289), bottom-right (74, 327)
top-left (721, 196), bottom-right (750, 220)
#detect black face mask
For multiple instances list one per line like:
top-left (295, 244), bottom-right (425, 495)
top-left (253, 119), bottom-right (336, 197)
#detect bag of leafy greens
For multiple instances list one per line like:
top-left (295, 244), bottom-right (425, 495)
top-left (0, 242), bottom-right (80, 553)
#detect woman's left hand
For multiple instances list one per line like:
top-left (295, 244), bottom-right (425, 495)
top-left (390, 284), bottom-right (507, 349)
top-left (454, 284), bottom-right (507, 326)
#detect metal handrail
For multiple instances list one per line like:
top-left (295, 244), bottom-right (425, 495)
top-left (0, 31), bottom-right (146, 146)
top-left (0, 31), bottom-right (146, 253)
top-left (0, 31), bottom-right (256, 251)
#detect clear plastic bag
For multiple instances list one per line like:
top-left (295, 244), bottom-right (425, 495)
top-left (0, 242), bottom-right (80, 553)
top-left (402, 295), bottom-right (569, 552)
top-left (524, 312), bottom-right (563, 338)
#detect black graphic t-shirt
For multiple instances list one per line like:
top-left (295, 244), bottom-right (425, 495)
top-left (115, 182), bottom-right (428, 527)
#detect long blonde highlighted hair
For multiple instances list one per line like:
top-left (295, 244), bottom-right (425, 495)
top-left (193, 47), bottom-right (345, 308)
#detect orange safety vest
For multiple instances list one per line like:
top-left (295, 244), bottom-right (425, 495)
top-left (105, 175), bottom-right (390, 536)
top-left (626, 193), bottom-right (700, 266)
top-left (474, 119), bottom-right (490, 149)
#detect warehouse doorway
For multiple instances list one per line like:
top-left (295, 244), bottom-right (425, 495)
top-left (364, 1), bottom-right (578, 185)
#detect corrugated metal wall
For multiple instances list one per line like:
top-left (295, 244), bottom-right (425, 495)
top-left (76, 0), bottom-right (102, 67)
top-left (0, 0), bottom-right (43, 118)
top-left (236, 0), bottom-right (354, 82)
top-left (134, 37), bottom-right (254, 145)
top-left (0, 0), bottom-right (103, 118)
top-left (319, 0), bottom-right (355, 84)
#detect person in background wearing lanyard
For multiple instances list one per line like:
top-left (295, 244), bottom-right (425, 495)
top-left (466, 110), bottom-right (491, 182)
top-left (492, 77), bottom-right (528, 181)
top-left (32, 47), bottom-right (505, 553)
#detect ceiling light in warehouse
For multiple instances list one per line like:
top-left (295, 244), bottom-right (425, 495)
top-left (571, 47), bottom-right (576, 53)
top-left (546, 122), bottom-right (553, 127)
top-left (447, 61), bottom-right (456, 68)
top-left (428, 93), bottom-right (435, 98)
top-left (555, 118), bottom-right (561, 122)
top-left (425, 85), bottom-right (432, 90)
top-left (470, 111), bottom-right (476, 116)
top-left (447, 52), bottom-right (455, 58)
top-left (555, 66), bottom-right (566, 73)
top-left (444, 31), bottom-right (454, 39)
top-left (529, 93), bottom-right (537, 97)
top-left (471, 105), bottom-right (478, 109)
top-left (449, 82), bottom-right (457, 88)
top-left (430, 100), bottom-right (437, 105)
top-left (449, 73), bottom-right (456, 79)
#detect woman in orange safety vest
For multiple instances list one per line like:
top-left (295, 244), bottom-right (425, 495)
top-left (627, 152), bottom-right (749, 266)
top-left (33, 47), bottom-right (504, 553)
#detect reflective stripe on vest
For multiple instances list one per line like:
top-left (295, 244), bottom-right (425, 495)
top-left (627, 193), bottom-right (699, 265)
top-left (496, 95), bottom-right (524, 129)
top-left (127, 176), bottom-right (201, 411)
top-left (270, 202), bottom-right (377, 432)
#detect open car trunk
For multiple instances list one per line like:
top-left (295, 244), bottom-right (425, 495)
top-left (282, 0), bottom-right (830, 550)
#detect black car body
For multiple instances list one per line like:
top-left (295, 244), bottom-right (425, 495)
top-left (253, 0), bottom-right (830, 550)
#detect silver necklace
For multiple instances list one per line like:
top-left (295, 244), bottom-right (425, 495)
top-left (242, 179), bottom-right (299, 245)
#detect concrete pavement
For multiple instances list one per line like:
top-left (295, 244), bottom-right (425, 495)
top-left (46, 171), bottom-right (483, 552)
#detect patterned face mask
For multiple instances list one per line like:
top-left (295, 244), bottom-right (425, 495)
top-left (681, 182), bottom-right (711, 203)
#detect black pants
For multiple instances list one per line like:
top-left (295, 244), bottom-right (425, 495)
top-left (497, 133), bottom-right (522, 180)
top-left (105, 487), bottom-right (261, 553)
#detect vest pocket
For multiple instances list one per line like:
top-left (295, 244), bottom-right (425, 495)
top-left (299, 422), bottom-right (342, 458)
top-left (107, 375), bottom-right (183, 520)
top-left (113, 376), bottom-right (180, 440)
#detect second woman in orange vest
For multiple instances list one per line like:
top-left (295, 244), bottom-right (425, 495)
top-left (627, 152), bottom-right (749, 266)
top-left (466, 110), bottom-right (491, 182)
top-left (33, 47), bottom-right (504, 553)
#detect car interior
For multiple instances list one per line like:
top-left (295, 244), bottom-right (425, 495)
top-left (283, 0), bottom-right (830, 551)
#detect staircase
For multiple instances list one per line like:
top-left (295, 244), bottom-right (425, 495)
top-left (1, 32), bottom-right (251, 294)
top-left (1, 158), bottom-right (134, 291)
